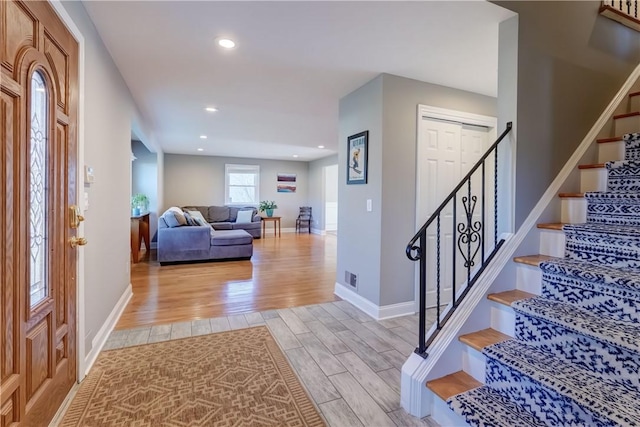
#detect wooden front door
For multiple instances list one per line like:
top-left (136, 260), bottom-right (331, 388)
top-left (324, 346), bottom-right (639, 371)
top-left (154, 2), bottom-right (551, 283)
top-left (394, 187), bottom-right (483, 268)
top-left (1, 1), bottom-right (79, 425)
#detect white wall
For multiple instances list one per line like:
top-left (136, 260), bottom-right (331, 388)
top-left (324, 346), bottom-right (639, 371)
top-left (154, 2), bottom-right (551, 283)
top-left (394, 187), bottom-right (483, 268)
top-left (308, 154), bottom-right (339, 231)
top-left (60, 1), bottom-right (157, 360)
top-left (164, 154), bottom-right (310, 228)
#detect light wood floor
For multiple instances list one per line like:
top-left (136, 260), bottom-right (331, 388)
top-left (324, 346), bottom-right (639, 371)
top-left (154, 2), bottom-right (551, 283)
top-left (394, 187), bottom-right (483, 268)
top-left (117, 233), bottom-right (339, 329)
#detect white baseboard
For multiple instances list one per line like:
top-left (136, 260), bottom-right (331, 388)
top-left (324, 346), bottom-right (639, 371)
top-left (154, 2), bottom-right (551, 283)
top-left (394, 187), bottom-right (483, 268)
top-left (82, 284), bottom-right (132, 377)
top-left (311, 228), bottom-right (326, 235)
top-left (334, 282), bottom-right (414, 320)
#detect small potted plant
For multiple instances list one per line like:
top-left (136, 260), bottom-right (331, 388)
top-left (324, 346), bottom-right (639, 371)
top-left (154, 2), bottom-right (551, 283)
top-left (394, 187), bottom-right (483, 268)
top-left (131, 193), bottom-right (149, 216)
top-left (259, 200), bottom-right (278, 217)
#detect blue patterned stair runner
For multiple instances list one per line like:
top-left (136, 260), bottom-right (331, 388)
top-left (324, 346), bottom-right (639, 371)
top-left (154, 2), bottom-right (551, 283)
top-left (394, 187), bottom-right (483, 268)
top-left (446, 132), bottom-right (640, 426)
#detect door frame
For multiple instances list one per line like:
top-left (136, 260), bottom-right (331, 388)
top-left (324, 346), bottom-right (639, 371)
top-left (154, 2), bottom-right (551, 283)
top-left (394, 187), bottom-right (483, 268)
top-left (49, 0), bottom-right (87, 381)
top-left (414, 105), bottom-right (502, 312)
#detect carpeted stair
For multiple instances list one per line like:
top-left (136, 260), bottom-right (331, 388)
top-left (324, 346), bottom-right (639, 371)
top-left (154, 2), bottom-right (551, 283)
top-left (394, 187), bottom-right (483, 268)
top-left (447, 132), bottom-right (640, 426)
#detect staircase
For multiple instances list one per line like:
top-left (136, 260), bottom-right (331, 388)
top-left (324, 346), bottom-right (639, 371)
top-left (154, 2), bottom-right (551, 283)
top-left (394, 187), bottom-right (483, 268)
top-left (425, 91), bottom-right (640, 425)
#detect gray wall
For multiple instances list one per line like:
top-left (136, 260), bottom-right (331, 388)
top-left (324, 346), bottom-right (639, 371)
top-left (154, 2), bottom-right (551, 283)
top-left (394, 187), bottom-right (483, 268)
top-left (61, 1), bottom-right (157, 358)
top-left (132, 141), bottom-right (159, 241)
top-left (494, 1), bottom-right (640, 227)
top-left (164, 154), bottom-right (309, 228)
top-left (337, 74), bottom-right (497, 307)
top-left (308, 154), bottom-right (339, 231)
top-left (338, 76), bottom-right (384, 305)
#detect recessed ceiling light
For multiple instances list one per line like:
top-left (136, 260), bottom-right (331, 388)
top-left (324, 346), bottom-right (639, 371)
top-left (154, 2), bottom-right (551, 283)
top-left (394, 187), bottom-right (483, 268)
top-left (200, 135), bottom-right (207, 139)
top-left (293, 155), bottom-right (299, 158)
top-left (217, 38), bottom-right (236, 49)
top-left (197, 148), bottom-right (204, 152)
top-left (205, 107), bottom-right (218, 112)
top-left (318, 145), bottom-right (325, 149)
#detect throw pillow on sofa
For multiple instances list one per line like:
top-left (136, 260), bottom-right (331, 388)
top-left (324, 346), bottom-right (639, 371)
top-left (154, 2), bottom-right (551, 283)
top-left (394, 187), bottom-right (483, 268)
top-left (183, 212), bottom-right (198, 226)
top-left (236, 210), bottom-right (254, 224)
top-left (187, 210), bottom-right (209, 227)
top-left (162, 208), bottom-right (187, 228)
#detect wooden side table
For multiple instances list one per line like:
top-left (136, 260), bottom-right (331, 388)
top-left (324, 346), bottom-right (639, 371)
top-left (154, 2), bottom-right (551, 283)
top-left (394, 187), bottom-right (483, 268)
top-left (262, 216), bottom-right (281, 238)
top-left (131, 212), bottom-right (150, 263)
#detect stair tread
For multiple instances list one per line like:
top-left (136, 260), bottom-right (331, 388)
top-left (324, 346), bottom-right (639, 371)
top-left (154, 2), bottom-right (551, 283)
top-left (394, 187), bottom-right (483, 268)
top-left (448, 386), bottom-right (548, 427)
top-left (613, 111), bottom-right (640, 119)
top-left (536, 223), bottom-right (564, 230)
top-left (484, 340), bottom-right (640, 425)
top-left (513, 254), bottom-right (556, 266)
top-left (558, 192), bottom-right (584, 198)
top-left (459, 328), bottom-right (512, 352)
top-left (597, 136), bottom-right (624, 143)
top-left (487, 290), bottom-right (537, 306)
top-left (578, 163), bottom-right (606, 169)
top-left (512, 296), bottom-right (640, 354)
top-left (426, 371), bottom-right (482, 401)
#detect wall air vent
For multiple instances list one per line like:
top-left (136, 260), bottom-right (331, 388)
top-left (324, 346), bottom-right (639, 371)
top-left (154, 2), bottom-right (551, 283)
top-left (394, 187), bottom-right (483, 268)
top-left (344, 271), bottom-right (357, 289)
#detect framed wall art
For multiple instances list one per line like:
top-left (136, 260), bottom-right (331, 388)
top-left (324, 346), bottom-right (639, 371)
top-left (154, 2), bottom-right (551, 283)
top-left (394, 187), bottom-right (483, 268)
top-left (347, 131), bottom-right (368, 185)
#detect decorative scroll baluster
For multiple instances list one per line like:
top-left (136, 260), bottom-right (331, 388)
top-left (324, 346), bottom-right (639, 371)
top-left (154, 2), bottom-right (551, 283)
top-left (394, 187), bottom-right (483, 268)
top-left (406, 122), bottom-right (512, 358)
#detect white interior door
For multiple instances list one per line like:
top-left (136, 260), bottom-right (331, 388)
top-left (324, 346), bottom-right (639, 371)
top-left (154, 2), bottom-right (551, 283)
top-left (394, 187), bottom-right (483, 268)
top-left (416, 118), bottom-right (492, 308)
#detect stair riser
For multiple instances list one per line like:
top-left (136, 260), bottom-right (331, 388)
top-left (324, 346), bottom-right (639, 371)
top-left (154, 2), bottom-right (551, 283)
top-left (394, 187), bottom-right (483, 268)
top-left (625, 132), bottom-right (640, 161)
top-left (539, 229), bottom-right (565, 258)
top-left (541, 273), bottom-right (640, 323)
top-left (631, 95), bottom-right (640, 112)
top-left (516, 264), bottom-right (542, 295)
top-left (598, 141), bottom-right (625, 163)
top-left (490, 303), bottom-right (516, 337)
top-left (560, 198), bottom-right (587, 223)
top-left (513, 314), bottom-right (640, 389)
top-left (607, 162), bottom-right (640, 192)
top-left (580, 168), bottom-right (608, 192)
top-left (614, 115), bottom-right (640, 135)
top-left (586, 199), bottom-right (640, 226)
top-left (462, 346), bottom-right (486, 384)
top-left (565, 231), bottom-right (640, 268)
top-left (485, 359), bottom-right (608, 426)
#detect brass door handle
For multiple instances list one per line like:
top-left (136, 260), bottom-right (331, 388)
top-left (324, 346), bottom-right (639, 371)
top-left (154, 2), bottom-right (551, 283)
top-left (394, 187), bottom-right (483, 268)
top-left (69, 236), bottom-right (87, 248)
top-left (69, 205), bottom-right (85, 229)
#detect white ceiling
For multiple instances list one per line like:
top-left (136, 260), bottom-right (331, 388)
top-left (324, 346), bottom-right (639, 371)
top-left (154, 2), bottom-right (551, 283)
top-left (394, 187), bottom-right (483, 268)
top-left (83, 1), bottom-right (515, 161)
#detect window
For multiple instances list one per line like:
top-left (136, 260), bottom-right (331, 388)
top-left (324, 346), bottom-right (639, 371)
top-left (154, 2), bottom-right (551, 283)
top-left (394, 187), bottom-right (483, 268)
top-left (29, 70), bottom-right (49, 308)
top-left (225, 164), bottom-right (260, 205)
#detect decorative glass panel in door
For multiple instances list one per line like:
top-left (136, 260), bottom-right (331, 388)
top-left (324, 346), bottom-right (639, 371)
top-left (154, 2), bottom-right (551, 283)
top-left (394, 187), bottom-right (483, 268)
top-left (29, 70), bottom-right (49, 307)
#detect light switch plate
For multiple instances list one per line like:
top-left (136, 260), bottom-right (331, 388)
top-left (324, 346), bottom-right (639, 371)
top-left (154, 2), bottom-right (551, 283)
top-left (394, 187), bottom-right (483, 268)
top-left (366, 199), bottom-right (372, 212)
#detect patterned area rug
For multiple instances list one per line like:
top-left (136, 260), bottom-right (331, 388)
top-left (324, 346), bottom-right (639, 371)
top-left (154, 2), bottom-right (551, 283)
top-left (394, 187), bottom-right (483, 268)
top-left (60, 326), bottom-right (325, 427)
top-left (447, 133), bottom-right (640, 426)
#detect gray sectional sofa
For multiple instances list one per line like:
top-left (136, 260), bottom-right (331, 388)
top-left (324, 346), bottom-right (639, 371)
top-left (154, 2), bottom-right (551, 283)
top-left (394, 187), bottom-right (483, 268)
top-left (157, 207), bottom-right (254, 265)
top-left (182, 205), bottom-right (262, 239)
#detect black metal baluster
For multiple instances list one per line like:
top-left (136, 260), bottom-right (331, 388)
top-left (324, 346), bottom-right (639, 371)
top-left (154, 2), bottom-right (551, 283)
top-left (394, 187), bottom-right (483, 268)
top-left (416, 231), bottom-right (427, 357)
top-left (437, 214), bottom-right (441, 322)
top-left (481, 162), bottom-right (486, 264)
top-left (452, 196), bottom-right (457, 306)
top-left (494, 145), bottom-right (498, 247)
top-left (466, 180), bottom-right (471, 286)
